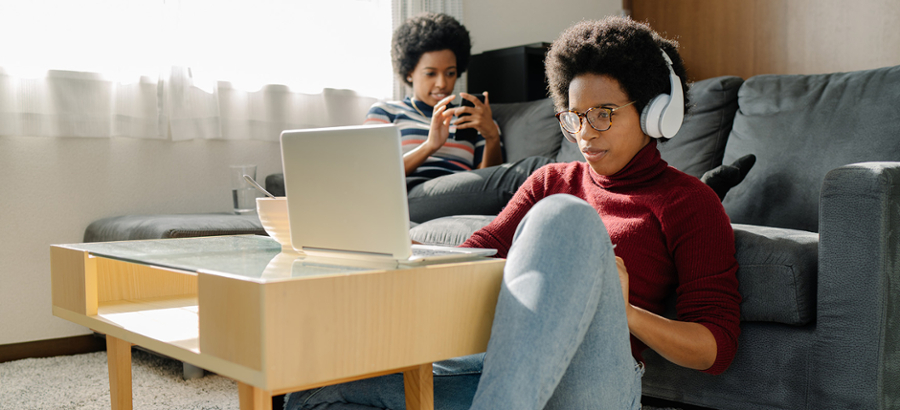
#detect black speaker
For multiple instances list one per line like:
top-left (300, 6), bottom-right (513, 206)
top-left (467, 42), bottom-right (551, 104)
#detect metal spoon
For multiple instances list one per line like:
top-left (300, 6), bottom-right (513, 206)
top-left (243, 174), bottom-right (276, 198)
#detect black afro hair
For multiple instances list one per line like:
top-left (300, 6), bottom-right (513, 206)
top-left (392, 12), bottom-right (471, 86)
top-left (545, 16), bottom-right (691, 135)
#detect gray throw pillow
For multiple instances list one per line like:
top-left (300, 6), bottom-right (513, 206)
top-left (492, 98), bottom-right (565, 163)
top-left (658, 76), bottom-right (744, 178)
top-left (409, 215), bottom-right (494, 247)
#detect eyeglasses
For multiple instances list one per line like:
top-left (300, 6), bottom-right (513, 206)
top-left (555, 101), bottom-right (636, 134)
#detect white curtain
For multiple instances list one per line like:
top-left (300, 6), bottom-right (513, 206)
top-left (0, 0), bottom-right (394, 141)
top-left (166, 68), bottom-right (381, 141)
top-left (391, 0), bottom-right (466, 100)
top-left (0, 69), bottom-right (166, 139)
top-left (0, 1), bottom-right (167, 138)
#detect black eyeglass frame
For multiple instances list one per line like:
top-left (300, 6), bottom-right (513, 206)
top-left (555, 101), bottom-right (637, 134)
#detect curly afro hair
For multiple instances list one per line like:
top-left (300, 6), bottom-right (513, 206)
top-left (545, 16), bottom-right (690, 132)
top-left (392, 13), bottom-right (471, 86)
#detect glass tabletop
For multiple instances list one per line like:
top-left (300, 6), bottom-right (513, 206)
top-left (66, 235), bottom-right (389, 282)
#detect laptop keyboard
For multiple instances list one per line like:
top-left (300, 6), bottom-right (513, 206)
top-left (411, 246), bottom-right (470, 257)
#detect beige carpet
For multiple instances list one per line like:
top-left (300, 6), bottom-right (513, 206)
top-left (0, 349), bottom-right (238, 410)
top-left (1, 348), bottom-right (684, 410)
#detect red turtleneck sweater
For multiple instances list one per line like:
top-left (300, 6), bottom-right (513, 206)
top-left (461, 140), bottom-right (741, 375)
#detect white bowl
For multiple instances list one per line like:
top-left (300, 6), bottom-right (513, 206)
top-left (256, 197), bottom-right (293, 250)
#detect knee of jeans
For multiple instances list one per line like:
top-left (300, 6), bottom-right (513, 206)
top-left (514, 194), bottom-right (609, 246)
top-left (532, 194), bottom-right (602, 228)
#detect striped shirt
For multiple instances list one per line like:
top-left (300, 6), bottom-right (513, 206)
top-left (364, 97), bottom-right (499, 181)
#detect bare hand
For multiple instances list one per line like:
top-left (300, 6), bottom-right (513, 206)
top-left (454, 92), bottom-right (500, 142)
top-left (425, 95), bottom-right (456, 152)
top-left (615, 256), bottom-right (630, 309)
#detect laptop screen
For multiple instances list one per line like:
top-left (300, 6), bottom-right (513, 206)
top-left (280, 124), bottom-right (414, 260)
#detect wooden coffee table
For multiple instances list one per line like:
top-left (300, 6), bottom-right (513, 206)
top-left (50, 235), bottom-right (505, 410)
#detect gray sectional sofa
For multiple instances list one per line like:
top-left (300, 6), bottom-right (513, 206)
top-left (412, 66), bottom-right (900, 410)
top-left (85, 65), bottom-right (900, 410)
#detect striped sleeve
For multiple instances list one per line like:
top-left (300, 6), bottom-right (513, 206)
top-left (364, 99), bottom-right (504, 178)
top-left (364, 101), bottom-right (398, 125)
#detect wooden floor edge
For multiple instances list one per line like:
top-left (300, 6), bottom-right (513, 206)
top-left (0, 333), bottom-right (106, 363)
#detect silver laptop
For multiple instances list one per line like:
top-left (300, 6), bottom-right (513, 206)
top-left (279, 124), bottom-right (496, 265)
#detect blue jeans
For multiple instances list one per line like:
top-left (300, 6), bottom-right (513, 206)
top-left (285, 194), bottom-right (642, 410)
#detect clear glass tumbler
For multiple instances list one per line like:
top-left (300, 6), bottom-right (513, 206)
top-left (230, 165), bottom-right (259, 214)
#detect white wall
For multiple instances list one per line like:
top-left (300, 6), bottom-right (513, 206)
top-left (464, 0), bottom-right (624, 54)
top-left (0, 136), bottom-right (282, 344)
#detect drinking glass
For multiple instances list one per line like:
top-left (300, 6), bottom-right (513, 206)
top-left (230, 165), bottom-right (259, 214)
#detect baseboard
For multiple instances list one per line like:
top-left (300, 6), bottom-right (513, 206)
top-left (642, 396), bottom-right (719, 410)
top-left (0, 334), bottom-right (107, 364)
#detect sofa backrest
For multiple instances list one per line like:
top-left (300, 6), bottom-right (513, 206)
top-left (492, 98), bottom-right (565, 163)
top-left (657, 76), bottom-right (743, 178)
top-left (722, 64), bottom-right (900, 232)
top-left (555, 76), bottom-right (744, 178)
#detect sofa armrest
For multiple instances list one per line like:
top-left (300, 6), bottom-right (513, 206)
top-left (84, 214), bottom-right (265, 242)
top-left (813, 161), bottom-right (900, 408)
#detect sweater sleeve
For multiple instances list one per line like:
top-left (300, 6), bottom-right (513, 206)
top-left (662, 181), bottom-right (742, 375)
top-left (460, 165), bottom-right (548, 257)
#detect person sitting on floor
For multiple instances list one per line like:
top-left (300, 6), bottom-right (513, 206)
top-left (285, 15), bottom-right (742, 410)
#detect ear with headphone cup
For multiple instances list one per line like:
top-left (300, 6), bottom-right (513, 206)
top-left (640, 49), bottom-right (685, 139)
top-left (640, 92), bottom-right (671, 138)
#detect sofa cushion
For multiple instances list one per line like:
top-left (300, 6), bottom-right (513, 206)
top-left (555, 76), bottom-right (744, 178)
top-left (409, 215), bottom-right (495, 246)
top-left (732, 223), bottom-right (818, 325)
top-left (491, 98), bottom-right (566, 163)
top-left (554, 129), bottom-right (583, 163)
top-left (412, 218), bottom-right (819, 326)
top-left (83, 213), bottom-right (266, 242)
top-left (722, 65), bottom-right (900, 232)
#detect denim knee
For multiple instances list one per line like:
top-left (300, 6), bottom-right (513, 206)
top-left (513, 194), bottom-right (606, 242)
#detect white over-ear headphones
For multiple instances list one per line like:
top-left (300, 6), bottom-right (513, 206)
top-left (640, 49), bottom-right (684, 139)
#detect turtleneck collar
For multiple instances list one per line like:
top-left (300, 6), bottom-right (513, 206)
top-left (589, 139), bottom-right (669, 189)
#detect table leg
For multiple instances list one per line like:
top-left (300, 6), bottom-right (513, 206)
top-left (106, 335), bottom-right (133, 410)
top-left (403, 363), bottom-right (434, 410)
top-left (239, 382), bottom-right (273, 410)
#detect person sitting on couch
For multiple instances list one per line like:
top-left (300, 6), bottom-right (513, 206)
top-left (365, 12), bottom-right (554, 223)
top-left (366, 12), bottom-right (503, 183)
top-left (285, 16), bottom-right (741, 410)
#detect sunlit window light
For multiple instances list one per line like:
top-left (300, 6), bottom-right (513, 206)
top-left (0, 0), bottom-right (393, 98)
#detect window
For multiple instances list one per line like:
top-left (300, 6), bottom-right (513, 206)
top-left (0, 0), bottom-right (394, 140)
